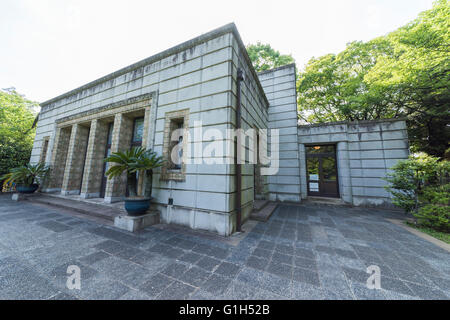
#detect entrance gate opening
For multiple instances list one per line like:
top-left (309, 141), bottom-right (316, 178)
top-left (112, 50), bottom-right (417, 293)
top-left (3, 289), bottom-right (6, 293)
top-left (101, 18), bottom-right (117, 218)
top-left (306, 145), bottom-right (339, 198)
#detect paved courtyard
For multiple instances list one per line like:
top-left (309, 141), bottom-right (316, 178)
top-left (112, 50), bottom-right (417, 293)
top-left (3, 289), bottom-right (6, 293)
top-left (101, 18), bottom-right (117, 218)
top-left (0, 194), bottom-right (449, 300)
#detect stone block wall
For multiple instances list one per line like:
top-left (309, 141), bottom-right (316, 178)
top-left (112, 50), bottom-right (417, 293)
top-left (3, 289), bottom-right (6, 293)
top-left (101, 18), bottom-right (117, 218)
top-left (258, 64), bottom-right (301, 202)
top-left (61, 124), bottom-right (90, 195)
top-left (47, 126), bottom-right (71, 190)
top-left (80, 119), bottom-right (108, 198)
top-left (104, 113), bottom-right (134, 202)
top-left (298, 119), bottom-right (409, 207)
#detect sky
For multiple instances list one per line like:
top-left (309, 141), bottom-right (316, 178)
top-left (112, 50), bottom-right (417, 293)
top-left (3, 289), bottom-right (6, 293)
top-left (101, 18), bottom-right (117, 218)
top-left (0, 0), bottom-right (435, 103)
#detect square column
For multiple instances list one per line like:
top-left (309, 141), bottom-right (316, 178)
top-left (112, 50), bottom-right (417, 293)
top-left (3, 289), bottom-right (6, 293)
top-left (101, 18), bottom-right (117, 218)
top-left (104, 113), bottom-right (133, 203)
top-left (138, 106), bottom-right (151, 196)
top-left (46, 126), bottom-right (72, 192)
top-left (61, 123), bottom-right (90, 195)
top-left (80, 119), bottom-right (108, 198)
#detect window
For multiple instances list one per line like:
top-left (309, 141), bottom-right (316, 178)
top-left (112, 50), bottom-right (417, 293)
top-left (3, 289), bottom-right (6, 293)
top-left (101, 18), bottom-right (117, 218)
top-left (161, 109), bottom-right (189, 181)
top-left (39, 136), bottom-right (50, 163)
top-left (168, 119), bottom-right (184, 170)
top-left (131, 117), bottom-right (144, 147)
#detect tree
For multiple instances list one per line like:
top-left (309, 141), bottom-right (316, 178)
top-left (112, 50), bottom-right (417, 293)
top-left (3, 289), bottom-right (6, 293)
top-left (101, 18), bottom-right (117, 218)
top-left (246, 42), bottom-right (295, 72)
top-left (297, 39), bottom-right (395, 123)
top-left (366, 0), bottom-right (450, 157)
top-left (0, 88), bottom-right (38, 183)
top-left (297, 0), bottom-right (450, 157)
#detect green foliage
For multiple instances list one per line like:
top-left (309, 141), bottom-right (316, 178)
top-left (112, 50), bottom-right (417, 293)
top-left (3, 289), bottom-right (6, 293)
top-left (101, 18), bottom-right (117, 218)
top-left (385, 153), bottom-right (440, 213)
top-left (0, 88), bottom-right (38, 182)
top-left (414, 184), bottom-right (450, 232)
top-left (297, 0), bottom-right (450, 157)
top-left (297, 39), bottom-right (395, 123)
top-left (1, 162), bottom-right (49, 187)
top-left (246, 42), bottom-right (295, 72)
top-left (104, 147), bottom-right (164, 197)
top-left (385, 153), bottom-right (449, 232)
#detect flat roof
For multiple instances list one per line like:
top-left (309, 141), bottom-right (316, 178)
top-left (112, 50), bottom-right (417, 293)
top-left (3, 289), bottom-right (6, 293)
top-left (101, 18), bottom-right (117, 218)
top-left (41, 23), bottom-right (269, 107)
top-left (298, 117), bottom-right (408, 128)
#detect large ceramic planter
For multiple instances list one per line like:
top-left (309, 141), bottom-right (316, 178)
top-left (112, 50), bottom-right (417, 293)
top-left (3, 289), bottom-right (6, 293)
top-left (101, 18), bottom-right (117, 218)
top-left (124, 197), bottom-right (151, 216)
top-left (16, 184), bottom-right (39, 194)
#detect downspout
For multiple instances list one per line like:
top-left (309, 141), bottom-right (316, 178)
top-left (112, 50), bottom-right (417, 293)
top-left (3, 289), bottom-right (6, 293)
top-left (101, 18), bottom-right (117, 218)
top-left (236, 68), bottom-right (244, 232)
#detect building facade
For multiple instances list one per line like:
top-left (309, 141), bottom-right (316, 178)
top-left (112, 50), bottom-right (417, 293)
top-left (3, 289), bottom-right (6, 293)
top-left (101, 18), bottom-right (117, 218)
top-left (31, 23), bottom-right (409, 236)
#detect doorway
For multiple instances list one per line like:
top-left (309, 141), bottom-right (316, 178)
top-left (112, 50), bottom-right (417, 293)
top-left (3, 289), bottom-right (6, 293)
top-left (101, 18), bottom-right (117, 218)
top-left (306, 145), bottom-right (339, 198)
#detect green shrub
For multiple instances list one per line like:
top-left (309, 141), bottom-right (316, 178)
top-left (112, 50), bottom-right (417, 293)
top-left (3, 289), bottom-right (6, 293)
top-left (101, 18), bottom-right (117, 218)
top-left (414, 184), bottom-right (450, 232)
top-left (385, 153), bottom-right (449, 232)
top-left (384, 153), bottom-right (441, 213)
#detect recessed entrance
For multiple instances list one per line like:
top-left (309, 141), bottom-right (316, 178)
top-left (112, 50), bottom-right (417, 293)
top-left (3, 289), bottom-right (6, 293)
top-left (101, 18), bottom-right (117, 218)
top-left (306, 145), bottom-right (339, 198)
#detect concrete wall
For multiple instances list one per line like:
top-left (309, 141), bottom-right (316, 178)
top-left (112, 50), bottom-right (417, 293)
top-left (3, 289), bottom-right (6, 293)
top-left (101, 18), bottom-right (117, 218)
top-left (258, 64), bottom-right (301, 202)
top-left (230, 34), bottom-right (270, 225)
top-left (298, 119), bottom-right (409, 207)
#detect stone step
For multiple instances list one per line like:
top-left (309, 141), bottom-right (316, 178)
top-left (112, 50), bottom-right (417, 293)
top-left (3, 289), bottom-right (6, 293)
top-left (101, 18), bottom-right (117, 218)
top-left (253, 200), bottom-right (269, 212)
top-left (27, 194), bottom-right (123, 222)
top-left (303, 196), bottom-right (351, 207)
top-left (250, 202), bottom-right (278, 222)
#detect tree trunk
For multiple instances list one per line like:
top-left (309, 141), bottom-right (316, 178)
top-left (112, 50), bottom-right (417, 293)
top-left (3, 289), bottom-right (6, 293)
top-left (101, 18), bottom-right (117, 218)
top-left (127, 173), bottom-right (137, 197)
top-left (144, 169), bottom-right (153, 198)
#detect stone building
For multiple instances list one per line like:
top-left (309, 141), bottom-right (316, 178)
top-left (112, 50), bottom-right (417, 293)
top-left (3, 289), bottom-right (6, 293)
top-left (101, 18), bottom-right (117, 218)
top-left (31, 23), bottom-right (409, 236)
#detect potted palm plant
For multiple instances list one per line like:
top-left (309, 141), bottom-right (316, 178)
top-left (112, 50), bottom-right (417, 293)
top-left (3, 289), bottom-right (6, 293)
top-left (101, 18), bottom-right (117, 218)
top-left (1, 163), bottom-right (50, 193)
top-left (104, 147), bottom-right (164, 216)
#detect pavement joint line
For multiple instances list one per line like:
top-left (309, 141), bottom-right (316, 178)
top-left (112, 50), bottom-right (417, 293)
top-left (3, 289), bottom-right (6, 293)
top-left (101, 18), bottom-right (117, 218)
top-left (386, 218), bottom-right (450, 253)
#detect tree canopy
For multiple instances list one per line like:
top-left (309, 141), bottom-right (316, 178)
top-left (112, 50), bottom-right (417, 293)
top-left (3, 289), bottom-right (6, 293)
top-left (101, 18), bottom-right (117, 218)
top-left (297, 0), bottom-right (449, 157)
top-left (0, 88), bottom-right (38, 179)
top-left (246, 42), bottom-right (295, 72)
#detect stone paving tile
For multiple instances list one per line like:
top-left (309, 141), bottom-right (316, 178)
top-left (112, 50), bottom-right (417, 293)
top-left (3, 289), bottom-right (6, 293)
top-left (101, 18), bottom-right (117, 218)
top-left (1, 195), bottom-right (450, 300)
top-left (266, 261), bottom-right (292, 279)
top-left (77, 276), bottom-right (130, 300)
top-left (196, 256), bottom-right (221, 272)
top-left (178, 266), bottom-right (212, 287)
top-left (118, 289), bottom-right (151, 300)
top-left (245, 256), bottom-right (268, 271)
top-left (294, 256), bottom-right (317, 270)
top-left (350, 282), bottom-right (387, 300)
top-left (405, 282), bottom-right (449, 300)
top-left (94, 239), bottom-right (130, 255)
top-left (177, 252), bottom-right (202, 264)
top-left (48, 292), bottom-right (79, 300)
top-left (258, 272), bottom-right (292, 297)
top-left (202, 274), bottom-right (233, 295)
top-left (293, 267), bottom-right (320, 286)
top-left (214, 262), bottom-right (241, 278)
top-left (37, 221), bottom-right (72, 233)
top-left (160, 262), bottom-right (189, 278)
top-left (79, 251), bottom-right (111, 265)
top-left (224, 280), bottom-right (260, 300)
top-left (139, 273), bottom-right (173, 297)
top-left (156, 280), bottom-right (196, 300)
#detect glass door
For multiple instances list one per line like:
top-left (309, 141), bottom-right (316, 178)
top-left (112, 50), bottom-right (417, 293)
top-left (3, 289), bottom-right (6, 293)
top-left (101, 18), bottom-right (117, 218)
top-left (306, 145), bottom-right (339, 198)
